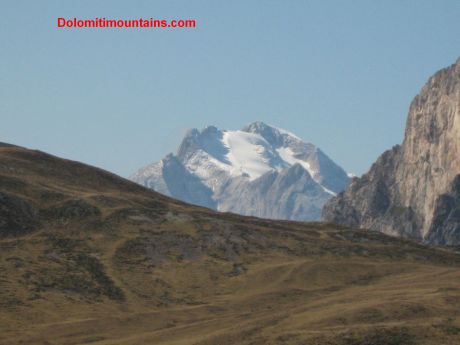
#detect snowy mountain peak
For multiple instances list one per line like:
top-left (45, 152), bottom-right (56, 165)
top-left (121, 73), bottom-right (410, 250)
top-left (131, 122), bottom-right (350, 221)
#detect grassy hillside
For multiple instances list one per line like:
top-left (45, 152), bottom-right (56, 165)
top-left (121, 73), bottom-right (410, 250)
top-left (0, 142), bottom-right (459, 345)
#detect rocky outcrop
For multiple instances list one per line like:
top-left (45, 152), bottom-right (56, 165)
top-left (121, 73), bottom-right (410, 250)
top-left (323, 58), bottom-right (460, 244)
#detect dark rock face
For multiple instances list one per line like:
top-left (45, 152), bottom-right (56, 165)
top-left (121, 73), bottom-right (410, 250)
top-left (427, 175), bottom-right (460, 245)
top-left (323, 58), bottom-right (460, 245)
top-left (0, 192), bottom-right (39, 237)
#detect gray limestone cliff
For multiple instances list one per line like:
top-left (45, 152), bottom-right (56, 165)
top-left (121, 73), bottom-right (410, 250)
top-left (323, 58), bottom-right (460, 245)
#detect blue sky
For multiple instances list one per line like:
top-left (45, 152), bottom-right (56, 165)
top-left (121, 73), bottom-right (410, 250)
top-left (1, 0), bottom-right (459, 177)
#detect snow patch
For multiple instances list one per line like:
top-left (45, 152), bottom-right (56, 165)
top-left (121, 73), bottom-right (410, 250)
top-left (221, 130), bottom-right (276, 180)
top-left (276, 147), bottom-right (336, 196)
top-left (277, 147), bottom-right (315, 177)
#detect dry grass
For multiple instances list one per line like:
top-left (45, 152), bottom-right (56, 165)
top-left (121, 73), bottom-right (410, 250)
top-left (0, 143), bottom-right (460, 344)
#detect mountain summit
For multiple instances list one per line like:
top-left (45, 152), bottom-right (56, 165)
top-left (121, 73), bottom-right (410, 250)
top-left (131, 122), bottom-right (349, 220)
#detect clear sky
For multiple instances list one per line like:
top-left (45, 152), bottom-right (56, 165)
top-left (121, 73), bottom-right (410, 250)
top-left (1, 1), bottom-right (459, 177)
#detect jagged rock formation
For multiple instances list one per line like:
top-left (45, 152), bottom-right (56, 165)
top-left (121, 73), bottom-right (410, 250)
top-left (323, 58), bottom-right (460, 245)
top-left (132, 122), bottom-right (350, 220)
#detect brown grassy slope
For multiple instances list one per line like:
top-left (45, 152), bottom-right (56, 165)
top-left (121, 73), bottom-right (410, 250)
top-left (0, 142), bottom-right (460, 345)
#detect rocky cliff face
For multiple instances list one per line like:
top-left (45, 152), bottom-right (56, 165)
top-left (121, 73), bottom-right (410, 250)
top-left (323, 58), bottom-right (460, 245)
